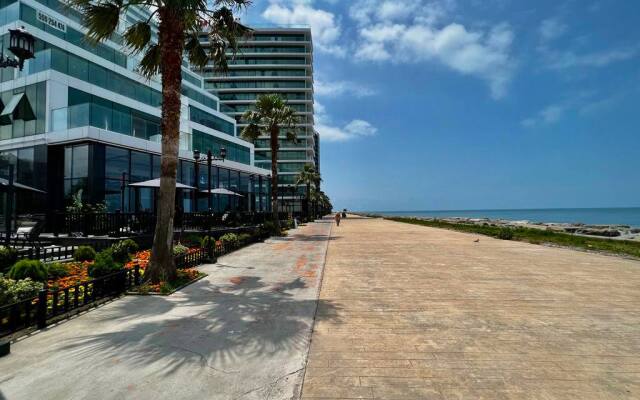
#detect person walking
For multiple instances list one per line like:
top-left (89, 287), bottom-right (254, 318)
top-left (334, 212), bottom-right (342, 226)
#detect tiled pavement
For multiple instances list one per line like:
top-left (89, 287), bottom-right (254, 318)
top-left (301, 216), bottom-right (640, 399)
top-left (0, 220), bottom-right (332, 400)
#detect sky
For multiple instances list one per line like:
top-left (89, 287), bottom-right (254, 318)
top-left (241, 0), bottom-right (640, 211)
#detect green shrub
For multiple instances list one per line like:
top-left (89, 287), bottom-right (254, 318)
top-left (172, 243), bottom-right (189, 256)
top-left (238, 233), bottom-right (252, 245)
top-left (183, 234), bottom-right (203, 247)
top-left (111, 239), bottom-right (139, 263)
top-left (0, 246), bottom-right (18, 274)
top-left (73, 246), bottom-right (96, 262)
top-left (88, 249), bottom-right (122, 277)
top-left (159, 282), bottom-right (173, 295)
top-left (47, 262), bottom-right (70, 279)
top-left (497, 227), bottom-right (514, 240)
top-left (260, 221), bottom-right (281, 237)
top-left (219, 233), bottom-right (239, 248)
top-left (8, 259), bottom-right (48, 282)
top-left (200, 236), bottom-right (213, 250)
top-left (0, 275), bottom-right (43, 306)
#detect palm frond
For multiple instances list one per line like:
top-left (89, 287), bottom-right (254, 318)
top-left (185, 33), bottom-right (209, 68)
top-left (138, 44), bottom-right (162, 78)
top-left (123, 21), bottom-right (152, 54)
top-left (81, 1), bottom-right (122, 42)
top-left (240, 123), bottom-right (261, 143)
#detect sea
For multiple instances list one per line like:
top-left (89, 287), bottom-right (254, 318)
top-left (369, 208), bottom-right (640, 228)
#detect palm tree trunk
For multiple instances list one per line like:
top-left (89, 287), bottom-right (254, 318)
top-left (147, 10), bottom-right (185, 283)
top-left (270, 127), bottom-right (280, 231)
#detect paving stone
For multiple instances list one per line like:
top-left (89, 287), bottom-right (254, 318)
top-left (301, 216), bottom-right (640, 399)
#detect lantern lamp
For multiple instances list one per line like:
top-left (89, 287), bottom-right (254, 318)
top-left (8, 27), bottom-right (35, 71)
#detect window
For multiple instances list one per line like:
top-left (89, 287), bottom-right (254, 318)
top-left (63, 144), bottom-right (88, 198)
top-left (105, 146), bottom-right (129, 179)
top-left (189, 106), bottom-right (235, 135)
top-left (130, 151), bottom-right (151, 182)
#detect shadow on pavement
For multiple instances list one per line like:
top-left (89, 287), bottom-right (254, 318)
top-left (59, 276), bottom-right (341, 377)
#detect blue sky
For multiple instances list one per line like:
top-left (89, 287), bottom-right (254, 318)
top-left (242, 0), bottom-right (640, 211)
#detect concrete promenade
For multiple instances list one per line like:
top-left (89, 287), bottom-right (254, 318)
top-left (0, 220), bottom-right (332, 400)
top-left (302, 216), bottom-right (640, 399)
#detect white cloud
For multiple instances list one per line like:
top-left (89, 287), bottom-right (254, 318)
top-left (315, 101), bottom-right (377, 142)
top-left (315, 78), bottom-right (376, 97)
top-left (544, 47), bottom-right (638, 69)
top-left (539, 18), bottom-right (567, 42)
top-left (262, 1), bottom-right (345, 56)
top-left (350, 0), bottom-right (454, 26)
top-left (355, 21), bottom-right (515, 99)
top-left (520, 90), bottom-right (619, 128)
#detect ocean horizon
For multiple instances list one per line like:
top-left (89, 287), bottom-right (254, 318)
top-left (365, 207), bottom-right (640, 228)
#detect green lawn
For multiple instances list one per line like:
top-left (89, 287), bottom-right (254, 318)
top-left (384, 216), bottom-right (640, 259)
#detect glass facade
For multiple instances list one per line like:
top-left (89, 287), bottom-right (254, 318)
top-left (189, 106), bottom-right (235, 135)
top-left (52, 88), bottom-right (162, 141)
top-left (192, 130), bottom-right (251, 165)
top-left (0, 82), bottom-right (46, 140)
top-left (0, 145), bottom-right (47, 213)
top-left (0, 1), bottom-right (270, 217)
top-left (210, 80), bottom-right (309, 89)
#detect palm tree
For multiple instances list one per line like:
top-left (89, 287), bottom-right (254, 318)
top-left (69, 0), bottom-right (251, 283)
top-left (240, 94), bottom-right (299, 232)
top-left (295, 164), bottom-right (321, 220)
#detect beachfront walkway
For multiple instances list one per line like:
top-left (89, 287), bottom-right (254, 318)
top-left (0, 220), bottom-right (332, 400)
top-left (302, 216), bottom-right (640, 399)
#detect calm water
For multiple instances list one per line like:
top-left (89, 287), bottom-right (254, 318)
top-left (370, 208), bottom-right (640, 228)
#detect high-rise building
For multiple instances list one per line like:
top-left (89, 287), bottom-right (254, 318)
top-left (0, 1), bottom-right (270, 215)
top-left (197, 27), bottom-right (317, 213)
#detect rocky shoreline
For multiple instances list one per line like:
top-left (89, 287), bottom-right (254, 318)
top-left (408, 216), bottom-right (640, 241)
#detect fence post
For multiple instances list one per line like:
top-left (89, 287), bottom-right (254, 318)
top-left (134, 265), bottom-right (141, 286)
top-left (115, 210), bottom-right (121, 238)
top-left (82, 212), bottom-right (89, 237)
top-left (36, 289), bottom-right (48, 329)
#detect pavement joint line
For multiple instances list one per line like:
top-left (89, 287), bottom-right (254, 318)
top-left (298, 219), bottom-right (335, 399)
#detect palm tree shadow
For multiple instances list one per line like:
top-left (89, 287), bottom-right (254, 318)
top-left (59, 276), bottom-right (341, 377)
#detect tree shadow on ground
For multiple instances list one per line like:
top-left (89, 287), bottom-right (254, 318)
top-left (59, 276), bottom-right (341, 378)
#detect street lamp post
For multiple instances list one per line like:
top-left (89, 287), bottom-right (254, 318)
top-left (194, 148), bottom-right (226, 213)
top-left (193, 150), bottom-right (201, 212)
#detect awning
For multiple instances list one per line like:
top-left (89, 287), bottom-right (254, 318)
top-left (0, 177), bottom-right (46, 193)
top-left (128, 178), bottom-right (196, 190)
top-left (200, 188), bottom-right (244, 197)
top-left (0, 93), bottom-right (35, 126)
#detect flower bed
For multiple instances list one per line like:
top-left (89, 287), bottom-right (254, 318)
top-left (47, 262), bottom-right (90, 290)
top-left (127, 268), bottom-right (206, 295)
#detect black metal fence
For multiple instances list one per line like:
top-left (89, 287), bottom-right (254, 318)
top-left (49, 212), bottom-right (156, 237)
top-left (1, 228), bottom-right (268, 339)
top-left (47, 211), bottom-right (288, 237)
top-left (0, 268), bottom-right (137, 339)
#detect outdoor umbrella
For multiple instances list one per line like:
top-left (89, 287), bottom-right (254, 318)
top-left (128, 178), bottom-right (196, 190)
top-left (200, 188), bottom-right (244, 197)
top-left (0, 177), bottom-right (46, 193)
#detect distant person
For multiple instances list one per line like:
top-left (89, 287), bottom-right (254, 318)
top-left (342, 209), bottom-right (347, 218)
top-left (335, 212), bottom-right (341, 226)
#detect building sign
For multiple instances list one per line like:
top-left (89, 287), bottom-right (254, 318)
top-left (36, 10), bottom-right (67, 33)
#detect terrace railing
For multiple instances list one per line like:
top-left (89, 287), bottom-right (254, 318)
top-left (46, 211), bottom-right (285, 237)
top-left (49, 212), bottom-right (156, 237)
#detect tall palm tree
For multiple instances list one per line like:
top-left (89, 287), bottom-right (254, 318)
top-left (240, 94), bottom-right (298, 231)
top-left (295, 164), bottom-right (321, 220)
top-left (69, 0), bottom-right (251, 283)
